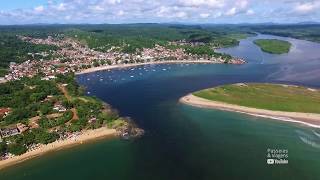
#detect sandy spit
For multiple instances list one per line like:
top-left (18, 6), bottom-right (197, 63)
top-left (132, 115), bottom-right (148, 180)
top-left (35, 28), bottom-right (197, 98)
top-left (180, 94), bottom-right (320, 128)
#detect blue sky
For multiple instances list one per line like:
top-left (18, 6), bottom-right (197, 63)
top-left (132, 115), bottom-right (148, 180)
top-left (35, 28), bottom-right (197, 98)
top-left (0, 0), bottom-right (49, 11)
top-left (0, 0), bottom-right (319, 24)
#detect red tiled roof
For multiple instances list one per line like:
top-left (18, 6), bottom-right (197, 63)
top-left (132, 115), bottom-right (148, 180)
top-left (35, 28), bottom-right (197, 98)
top-left (0, 108), bottom-right (10, 114)
top-left (0, 108), bottom-right (10, 116)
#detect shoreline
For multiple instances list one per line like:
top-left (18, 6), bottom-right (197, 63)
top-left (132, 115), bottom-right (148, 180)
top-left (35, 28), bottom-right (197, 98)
top-left (180, 94), bottom-right (320, 128)
top-left (0, 127), bottom-right (117, 170)
top-left (76, 60), bottom-right (219, 75)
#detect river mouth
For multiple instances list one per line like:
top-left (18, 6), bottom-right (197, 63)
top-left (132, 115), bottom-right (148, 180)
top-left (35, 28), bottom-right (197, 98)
top-left (2, 34), bottom-right (320, 180)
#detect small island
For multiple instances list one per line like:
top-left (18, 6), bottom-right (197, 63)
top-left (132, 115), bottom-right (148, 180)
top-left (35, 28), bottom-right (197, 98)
top-left (180, 83), bottom-right (320, 127)
top-left (254, 39), bottom-right (292, 54)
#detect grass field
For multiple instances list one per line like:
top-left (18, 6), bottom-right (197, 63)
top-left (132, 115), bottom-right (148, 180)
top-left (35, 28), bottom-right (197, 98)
top-left (193, 83), bottom-right (320, 113)
top-left (254, 39), bottom-right (291, 54)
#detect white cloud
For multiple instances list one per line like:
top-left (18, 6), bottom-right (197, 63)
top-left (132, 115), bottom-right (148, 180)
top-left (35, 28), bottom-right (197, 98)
top-left (237, 0), bottom-right (249, 9)
top-left (200, 13), bottom-right (210, 18)
top-left (156, 6), bottom-right (187, 19)
top-left (213, 12), bottom-right (222, 18)
top-left (105, 0), bottom-right (121, 5)
top-left (34, 6), bottom-right (44, 13)
top-left (65, 15), bottom-right (71, 20)
top-left (246, 9), bottom-right (254, 15)
top-left (117, 10), bottom-right (124, 16)
top-left (294, 2), bottom-right (320, 14)
top-left (90, 5), bottom-right (105, 11)
top-left (176, 11), bottom-right (187, 18)
top-left (56, 3), bottom-right (67, 11)
top-left (179, 0), bottom-right (225, 8)
top-left (0, 0), bottom-right (319, 24)
top-left (225, 7), bottom-right (236, 16)
top-left (224, 0), bottom-right (250, 16)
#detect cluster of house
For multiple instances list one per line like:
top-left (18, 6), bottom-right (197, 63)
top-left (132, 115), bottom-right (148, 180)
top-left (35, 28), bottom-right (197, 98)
top-left (53, 102), bottom-right (67, 112)
top-left (169, 40), bottom-right (206, 47)
top-left (140, 45), bottom-right (187, 61)
top-left (0, 123), bottom-right (29, 142)
top-left (168, 40), bottom-right (225, 49)
top-left (2, 35), bottom-right (245, 81)
top-left (5, 60), bottom-right (68, 81)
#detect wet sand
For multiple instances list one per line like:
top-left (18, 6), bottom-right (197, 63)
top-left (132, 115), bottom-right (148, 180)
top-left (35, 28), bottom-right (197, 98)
top-left (180, 94), bottom-right (320, 128)
top-left (76, 60), bottom-right (217, 75)
top-left (0, 128), bottom-right (117, 170)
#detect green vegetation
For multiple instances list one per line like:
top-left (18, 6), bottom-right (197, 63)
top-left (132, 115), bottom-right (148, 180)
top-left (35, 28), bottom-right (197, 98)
top-left (64, 24), bottom-right (249, 53)
top-left (0, 73), bottom-right (123, 156)
top-left (39, 111), bottom-right (73, 129)
top-left (3, 129), bottom-right (59, 155)
top-left (193, 83), bottom-right (320, 113)
top-left (0, 141), bottom-right (7, 156)
top-left (0, 35), bottom-right (59, 74)
top-left (227, 33), bottom-right (255, 40)
top-left (0, 77), bottom-right (61, 125)
top-left (0, 68), bottom-right (7, 77)
top-left (251, 24), bottom-right (320, 43)
top-left (185, 45), bottom-right (232, 60)
top-left (254, 39), bottom-right (292, 54)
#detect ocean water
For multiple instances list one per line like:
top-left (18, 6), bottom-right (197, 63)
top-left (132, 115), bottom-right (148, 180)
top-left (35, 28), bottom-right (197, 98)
top-left (1, 34), bottom-right (320, 180)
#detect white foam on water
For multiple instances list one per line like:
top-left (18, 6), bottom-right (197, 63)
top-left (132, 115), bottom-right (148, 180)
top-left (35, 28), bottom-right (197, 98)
top-left (234, 111), bottom-right (320, 129)
top-left (299, 136), bottom-right (320, 149)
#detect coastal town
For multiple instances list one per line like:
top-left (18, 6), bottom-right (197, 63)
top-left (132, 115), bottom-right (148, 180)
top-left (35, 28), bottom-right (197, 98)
top-left (2, 35), bottom-right (245, 82)
top-left (0, 34), bottom-right (243, 168)
top-left (1, 0), bottom-right (320, 178)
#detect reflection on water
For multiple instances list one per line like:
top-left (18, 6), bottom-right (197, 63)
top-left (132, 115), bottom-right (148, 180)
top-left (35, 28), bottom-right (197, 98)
top-left (217, 34), bottom-right (320, 86)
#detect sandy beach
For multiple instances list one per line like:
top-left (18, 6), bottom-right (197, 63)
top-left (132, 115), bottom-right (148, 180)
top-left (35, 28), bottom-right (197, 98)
top-left (180, 94), bottom-right (320, 128)
top-left (0, 127), bottom-right (117, 170)
top-left (76, 60), bottom-right (217, 75)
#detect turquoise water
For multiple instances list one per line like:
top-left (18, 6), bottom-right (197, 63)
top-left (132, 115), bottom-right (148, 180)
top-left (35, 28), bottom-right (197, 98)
top-left (1, 34), bottom-right (320, 179)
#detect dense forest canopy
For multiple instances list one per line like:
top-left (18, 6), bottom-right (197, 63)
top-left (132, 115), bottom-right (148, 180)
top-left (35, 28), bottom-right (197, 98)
top-left (0, 73), bottom-right (120, 155)
top-left (250, 24), bottom-right (320, 43)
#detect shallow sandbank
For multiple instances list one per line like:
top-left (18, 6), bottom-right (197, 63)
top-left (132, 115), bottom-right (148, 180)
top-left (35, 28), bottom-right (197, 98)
top-left (180, 94), bottom-right (320, 128)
